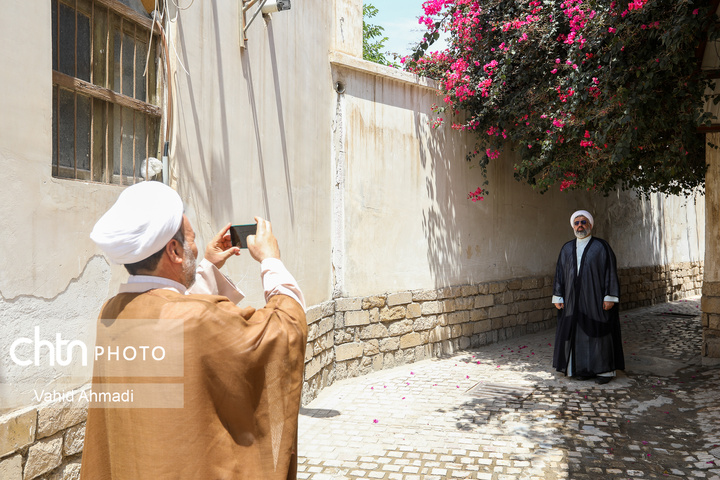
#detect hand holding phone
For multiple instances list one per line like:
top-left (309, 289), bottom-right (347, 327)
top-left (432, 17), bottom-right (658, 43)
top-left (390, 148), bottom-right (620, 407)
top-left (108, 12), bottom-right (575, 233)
top-left (229, 224), bottom-right (257, 249)
top-left (246, 217), bottom-right (280, 262)
top-left (204, 223), bottom-right (241, 269)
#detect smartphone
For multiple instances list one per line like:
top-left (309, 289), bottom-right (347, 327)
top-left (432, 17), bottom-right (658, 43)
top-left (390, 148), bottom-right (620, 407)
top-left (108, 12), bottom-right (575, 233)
top-left (229, 224), bottom-right (256, 249)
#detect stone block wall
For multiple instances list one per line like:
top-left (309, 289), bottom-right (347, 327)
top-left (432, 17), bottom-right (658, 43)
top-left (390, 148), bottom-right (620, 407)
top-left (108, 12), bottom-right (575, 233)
top-left (619, 261), bottom-right (703, 311)
top-left (702, 280), bottom-right (720, 361)
top-left (0, 387), bottom-right (88, 480)
top-left (302, 275), bottom-right (558, 404)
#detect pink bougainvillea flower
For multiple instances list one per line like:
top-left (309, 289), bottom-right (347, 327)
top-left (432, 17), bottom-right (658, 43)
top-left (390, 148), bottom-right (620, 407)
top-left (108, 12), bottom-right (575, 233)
top-left (373, 419), bottom-right (379, 423)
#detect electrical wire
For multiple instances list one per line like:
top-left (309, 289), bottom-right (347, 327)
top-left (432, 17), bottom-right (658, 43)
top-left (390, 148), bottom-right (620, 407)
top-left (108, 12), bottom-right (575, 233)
top-left (170, 0), bottom-right (195, 10)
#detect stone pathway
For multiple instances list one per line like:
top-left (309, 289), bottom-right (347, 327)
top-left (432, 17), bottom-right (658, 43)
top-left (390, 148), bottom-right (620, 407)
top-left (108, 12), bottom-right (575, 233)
top-left (297, 297), bottom-right (720, 479)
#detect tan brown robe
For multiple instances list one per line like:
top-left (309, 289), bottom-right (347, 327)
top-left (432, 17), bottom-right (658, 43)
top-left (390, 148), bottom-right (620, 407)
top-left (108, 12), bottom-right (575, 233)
top-left (80, 289), bottom-right (307, 480)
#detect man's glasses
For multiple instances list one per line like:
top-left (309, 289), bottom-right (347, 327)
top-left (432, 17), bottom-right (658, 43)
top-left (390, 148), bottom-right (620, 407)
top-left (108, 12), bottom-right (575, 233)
top-left (574, 220), bottom-right (588, 226)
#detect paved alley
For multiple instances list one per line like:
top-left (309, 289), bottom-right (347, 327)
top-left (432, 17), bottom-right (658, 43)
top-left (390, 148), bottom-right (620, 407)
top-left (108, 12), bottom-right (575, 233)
top-left (297, 297), bottom-right (720, 479)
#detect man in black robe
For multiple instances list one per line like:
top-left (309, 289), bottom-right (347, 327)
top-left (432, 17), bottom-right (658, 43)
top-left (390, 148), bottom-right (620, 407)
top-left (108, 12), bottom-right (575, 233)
top-left (552, 210), bottom-right (624, 384)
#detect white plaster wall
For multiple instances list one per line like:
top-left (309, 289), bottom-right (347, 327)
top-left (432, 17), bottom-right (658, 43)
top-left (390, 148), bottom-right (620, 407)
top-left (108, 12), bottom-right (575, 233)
top-left (167, 0), bottom-right (335, 306)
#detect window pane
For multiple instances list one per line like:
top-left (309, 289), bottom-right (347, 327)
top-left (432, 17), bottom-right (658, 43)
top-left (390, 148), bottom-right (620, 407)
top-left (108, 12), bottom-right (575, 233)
top-left (52, 86), bottom-right (58, 169)
top-left (77, 94), bottom-right (91, 171)
top-left (112, 103), bottom-right (121, 176)
top-left (122, 107), bottom-right (134, 177)
top-left (58, 89), bottom-right (75, 169)
top-left (135, 114), bottom-right (147, 178)
top-left (148, 116), bottom-right (159, 161)
top-left (112, 27), bottom-right (121, 94)
top-left (135, 39), bottom-right (147, 101)
top-left (53, 0), bottom-right (161, 185)
top-left (92, 5), bottom-right (108, 88)
top-left (147, 40), bottom-right (157, 105)
top-left (77, 12), bottom-right (91, 82)
top-left (58, 2), bottom-right (76, 77)
top-left (122, 32), bottom-right (135, 97)
top-left (92, 98), bottom-right (106, 182)
top-left (52, 0), bottom-right (58, 71)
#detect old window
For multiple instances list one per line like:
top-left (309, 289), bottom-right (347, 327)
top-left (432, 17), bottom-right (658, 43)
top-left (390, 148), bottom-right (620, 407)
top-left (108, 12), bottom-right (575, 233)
top-left (52, 0), bottom-right (163, 184)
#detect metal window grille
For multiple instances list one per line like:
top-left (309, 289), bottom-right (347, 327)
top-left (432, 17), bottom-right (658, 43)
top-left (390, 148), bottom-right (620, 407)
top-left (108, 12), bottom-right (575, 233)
top-left (51, 0), bottom-right (162, 184)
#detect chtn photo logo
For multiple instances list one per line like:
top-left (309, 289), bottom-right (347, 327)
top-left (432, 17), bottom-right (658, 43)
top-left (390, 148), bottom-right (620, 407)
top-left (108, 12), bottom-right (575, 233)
top-left (9, 326), bottom-right (166, 367)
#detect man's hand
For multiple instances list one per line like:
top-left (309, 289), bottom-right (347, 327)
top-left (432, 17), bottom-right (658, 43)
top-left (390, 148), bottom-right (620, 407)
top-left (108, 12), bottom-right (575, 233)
top-left (204, 223), bottom-right (240, 269)
top-left (603, 301), bottom-right (614, 311)
top-left (554, 303), bottom-right (564, 310)
top-left (247, 217), bottom-right (281, 263)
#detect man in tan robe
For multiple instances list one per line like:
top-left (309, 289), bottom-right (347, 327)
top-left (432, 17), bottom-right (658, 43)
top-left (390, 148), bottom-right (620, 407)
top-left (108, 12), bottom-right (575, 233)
top-left (81, 181), bottom-right (307, 479)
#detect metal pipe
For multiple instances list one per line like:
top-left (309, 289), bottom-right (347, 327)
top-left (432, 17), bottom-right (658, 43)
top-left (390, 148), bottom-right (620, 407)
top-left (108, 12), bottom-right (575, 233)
top-left (244, 0), bottom-right (269, 34)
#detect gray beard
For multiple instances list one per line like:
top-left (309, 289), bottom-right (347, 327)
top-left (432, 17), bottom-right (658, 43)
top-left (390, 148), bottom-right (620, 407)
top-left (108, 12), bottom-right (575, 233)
top-left (182, 242), bottom-right (197, 289)
top-left (574, 229), bottom-right (591, 239)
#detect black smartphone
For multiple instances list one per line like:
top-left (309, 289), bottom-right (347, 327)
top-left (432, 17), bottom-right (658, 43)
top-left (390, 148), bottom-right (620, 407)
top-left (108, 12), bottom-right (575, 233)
top-left (229, 224), bottom-right (256, 249)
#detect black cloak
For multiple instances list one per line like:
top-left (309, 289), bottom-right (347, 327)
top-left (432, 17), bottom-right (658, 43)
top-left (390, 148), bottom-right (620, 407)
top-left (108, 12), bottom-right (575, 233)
top-left (552, 236), bottom-right (625, 376)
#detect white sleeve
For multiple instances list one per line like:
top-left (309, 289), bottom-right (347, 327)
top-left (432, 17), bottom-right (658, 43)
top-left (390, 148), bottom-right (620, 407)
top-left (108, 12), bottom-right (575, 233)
top-left (552, 295), bottom-right (564, 304)
top-left (603, 295), bottom-right (619, 303)
top-left (188, 258), bottom-right (245, 304)
top-left (261, 258), bottom-right (306, 310)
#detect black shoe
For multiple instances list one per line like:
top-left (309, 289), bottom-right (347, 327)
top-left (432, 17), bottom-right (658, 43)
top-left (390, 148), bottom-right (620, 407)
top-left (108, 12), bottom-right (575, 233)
top-left (595, 376), bottom-right (612, 385)
top-left (575, 375), bottom-right (594, 381)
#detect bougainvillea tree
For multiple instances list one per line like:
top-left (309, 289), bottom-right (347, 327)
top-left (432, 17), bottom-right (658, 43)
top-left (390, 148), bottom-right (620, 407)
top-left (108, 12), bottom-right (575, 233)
top-left (405, 0), bottom-right (719, 200)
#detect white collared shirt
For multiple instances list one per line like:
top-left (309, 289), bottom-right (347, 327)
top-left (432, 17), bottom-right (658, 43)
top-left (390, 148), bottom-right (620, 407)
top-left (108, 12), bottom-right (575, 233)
top-left (119, 258), bottom-right (306, 310)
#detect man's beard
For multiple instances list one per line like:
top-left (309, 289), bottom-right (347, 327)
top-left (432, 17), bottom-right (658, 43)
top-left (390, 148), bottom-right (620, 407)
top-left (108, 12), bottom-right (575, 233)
top-left (181, 242), bottom-right (197, 289)
top-left (574, 228), bottom-right (591, 239)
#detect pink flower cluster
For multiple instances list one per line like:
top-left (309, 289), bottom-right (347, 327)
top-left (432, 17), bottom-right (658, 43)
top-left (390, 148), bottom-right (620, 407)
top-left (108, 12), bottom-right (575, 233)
top-left (467, 187), bottom-right (485, 202)
top-left (559, 172), bottom-right (578, 191)
top-left (555, 86), bottom-right (575, 103)
top-left (410, 0), bottom-right (685, 199)
top-left (616, 0), bottom-right (648, 17)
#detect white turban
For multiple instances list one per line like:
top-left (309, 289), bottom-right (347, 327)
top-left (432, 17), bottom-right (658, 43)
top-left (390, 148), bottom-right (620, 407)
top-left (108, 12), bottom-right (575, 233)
top-left (570, 210), bottom-right (594, 227)
top-left (90, 181), bottom-right (184, 264)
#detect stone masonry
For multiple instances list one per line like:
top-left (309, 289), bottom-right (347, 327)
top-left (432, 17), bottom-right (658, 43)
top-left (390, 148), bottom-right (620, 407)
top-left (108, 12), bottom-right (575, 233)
top-left (0, 261), bottom-right (704, 477)
top-left (302, 261), bottom-right (704, 404)
top-left (619, 261), bottom-right (703, 311)
top-left (0, 386), bottom-right (88, 480)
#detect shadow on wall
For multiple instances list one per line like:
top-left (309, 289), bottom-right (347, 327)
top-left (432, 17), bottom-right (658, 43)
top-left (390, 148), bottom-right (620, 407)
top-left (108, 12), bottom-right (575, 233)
top-left (602, 190), bottom-right (703, 267)
top-left (175, 4), bottom-right (297, 225)
top-left (602, 191), bottom-right (667, 267)
top-left (174, 8), bottom-right (233, 219)
top-left (415, 113), bottom-right (467, 289)
top-left (267, 21), bottom-right (296, 228)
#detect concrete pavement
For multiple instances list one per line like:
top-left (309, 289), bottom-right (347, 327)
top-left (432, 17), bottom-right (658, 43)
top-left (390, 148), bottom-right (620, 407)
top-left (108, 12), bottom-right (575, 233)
top-left (297, 296), bottom-right (720, 479)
